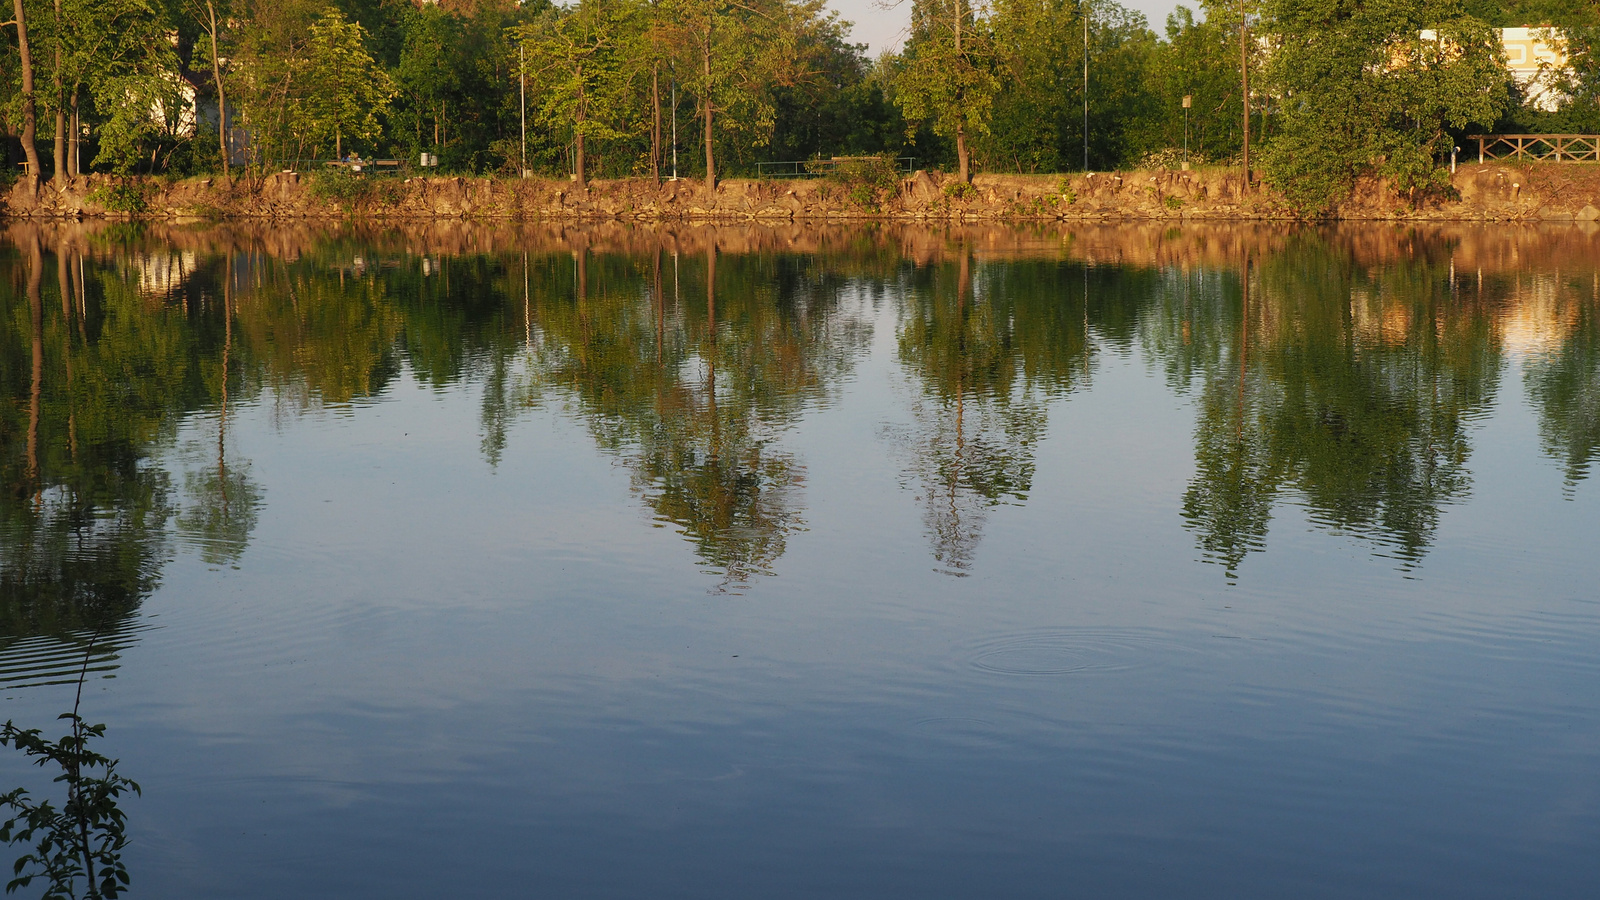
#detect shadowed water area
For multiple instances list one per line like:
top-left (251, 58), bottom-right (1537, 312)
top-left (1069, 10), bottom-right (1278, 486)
top-left (1, 220), bottom-right (1597, 898)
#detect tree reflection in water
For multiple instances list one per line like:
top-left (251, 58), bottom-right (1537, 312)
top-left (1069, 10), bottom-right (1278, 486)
top-left (517, 236), bottom-right (871, 589)
top-left (3, 220), bottom-right (1599, 615)
top-left (893, 244), bottom-right (1106, 575)
top-left (1172, 231), bottom-right (1505, 576)
top-left (1522, 272), bottom-right (1600, 493)
top-left (3, 233), bottom-right (172, 686)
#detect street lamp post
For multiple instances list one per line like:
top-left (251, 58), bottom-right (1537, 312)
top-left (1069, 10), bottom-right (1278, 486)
top-left (1083, 7), bottom-right (1089, 172)
top-left (519, 42), bottom-right (527, 177)
top-left (1182, 94), bottom-right (1191, 170)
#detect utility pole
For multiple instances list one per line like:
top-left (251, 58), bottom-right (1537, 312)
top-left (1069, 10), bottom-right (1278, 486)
top-left (519, 42), bottom-right (527, 177)
top-left (1083, 6), bottom-right (1089, 172)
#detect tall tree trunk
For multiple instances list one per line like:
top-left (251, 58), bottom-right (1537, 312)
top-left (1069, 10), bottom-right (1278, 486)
top-left (57, 237), bottom-right (71, 318)
top-left (702, 27), bottom-right (715, 193)
top-left (1239, 2), bottom-right (1250, 194)
top-left (651, 63), bottom-right (662, 186)
top-left (52, 0), bottom-right (64, 187)
top-left (954, 0), bottom-right (970, 183)
top-left (14, 0), bottom-right (42, 188)
top-left (575, 81), bottom-right (587, 188)
top-left (705, 242), bottom-right (715, 328)
top-left (69, 89), bottom-right (80, 177)
top-left (207, 1), bottom-right (230, 179)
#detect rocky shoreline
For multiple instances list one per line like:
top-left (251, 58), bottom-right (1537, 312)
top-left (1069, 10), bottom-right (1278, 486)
top-left (5, 162), bottom-right (1600, 223)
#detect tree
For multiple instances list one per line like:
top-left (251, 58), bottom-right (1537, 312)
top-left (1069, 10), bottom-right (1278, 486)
top-left (513, 0), bottom-right (643, 187)
top-left (187, 0), bottom-right (234, 179)
top-left (1261, 0), bottom-right (1509, 214)
top-left (661, 0), bottom-right (796, 190)
top-left (2, 693), bottom-right (142, 900)
top-left (305, 8), bottom-right (394, 159)
top-left (233, 0), bottom-right (320, 168)
top-left (395, 4), bottom-right (463, 159)
top-left (10, 0), bottom-right (43, 186)
top-left (1143, 3), bottom-right (1246, 165)
top-left (894, 0), bottom-right (997, 182)
top-left (71, 0), bottom-right (184, 175)
top-left (1525, 284), bottom-right (1600, 491)
top-left (982, 0), bottom-right (1080, 173)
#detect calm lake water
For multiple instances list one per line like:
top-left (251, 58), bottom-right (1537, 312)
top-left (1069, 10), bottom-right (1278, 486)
top-left (2, 221), bottom-right (1597, 898)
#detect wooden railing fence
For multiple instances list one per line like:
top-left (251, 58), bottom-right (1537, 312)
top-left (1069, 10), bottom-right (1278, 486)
top-left (1467, 135), bottom-right (1600, 163)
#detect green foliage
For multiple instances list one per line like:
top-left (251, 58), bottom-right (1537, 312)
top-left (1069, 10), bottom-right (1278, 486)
top-left (981, 0), bottom-right (1079, 172)
top-left (307, 169), bottom-right (374, 203)
top-left (661, 0), bottom-right (800, 184)
top-left (84, 184), bottom-right (150, 214)
top-left (894, 0), bottom-right (999, 177)
top-left (978, 0), bottom-right (1163, 173)
top-left (512, 0), bottom-right (645, 184)
top-left (943, 180), bottom-right (978, 199)
top-left (306, 9), bottom-right (397, 158)
top-left (1261, 0), bottom-right (1510, 215)
top-left (394, 4), bottom-right (464, 158)
top-left (1, 696), bottom-right (141, 900)
top-left (1175, 237), bottom-right (1499, 574)
top-left (10, 0), bottom-right (1590, 186)
top-left (767, 18), bottom-right (909, 162)
top-left (234, 2), bottom-right (397, 167)
top-left (1143, 3), bottom-right (1251, 166)
top-left (814, 154), bottom-right (900, 208)
top-left (61, 0), bottom-right (186, 175)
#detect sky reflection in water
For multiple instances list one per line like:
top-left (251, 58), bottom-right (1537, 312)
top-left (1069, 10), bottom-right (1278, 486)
top-left (1, 222), bottom-right (1597, 899)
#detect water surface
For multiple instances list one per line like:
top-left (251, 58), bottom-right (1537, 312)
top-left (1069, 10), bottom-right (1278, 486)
top-left (1, 221), bottom-right (1597, 898)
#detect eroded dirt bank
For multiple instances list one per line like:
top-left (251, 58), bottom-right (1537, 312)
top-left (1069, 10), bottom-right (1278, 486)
top-left (7, 163), bottom-right (1600, 222)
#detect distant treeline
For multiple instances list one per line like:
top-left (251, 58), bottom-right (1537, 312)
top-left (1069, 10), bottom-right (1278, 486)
top-left (2, 0), bottom-right (1598, 209)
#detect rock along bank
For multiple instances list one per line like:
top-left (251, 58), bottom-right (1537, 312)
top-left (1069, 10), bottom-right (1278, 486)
top-left (7, 163), bottom-right (1600, 223)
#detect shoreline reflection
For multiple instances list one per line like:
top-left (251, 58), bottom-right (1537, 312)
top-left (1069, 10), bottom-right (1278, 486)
top-left (0, 221), bottom-right (1595, 667)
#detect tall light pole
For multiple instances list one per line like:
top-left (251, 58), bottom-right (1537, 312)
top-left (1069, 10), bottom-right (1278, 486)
top-left (519, 41), bottom-right (527, 177)
top-left (1183, 94), bottom-right (1191, 170)
top-left (1083, 6), bottom-right (1089, 172)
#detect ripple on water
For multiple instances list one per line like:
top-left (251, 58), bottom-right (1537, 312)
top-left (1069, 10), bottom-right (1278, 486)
top-left (0, 623), bottom-right (157, 691)
top-left (965, 628), bottom-right (1188, 677)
